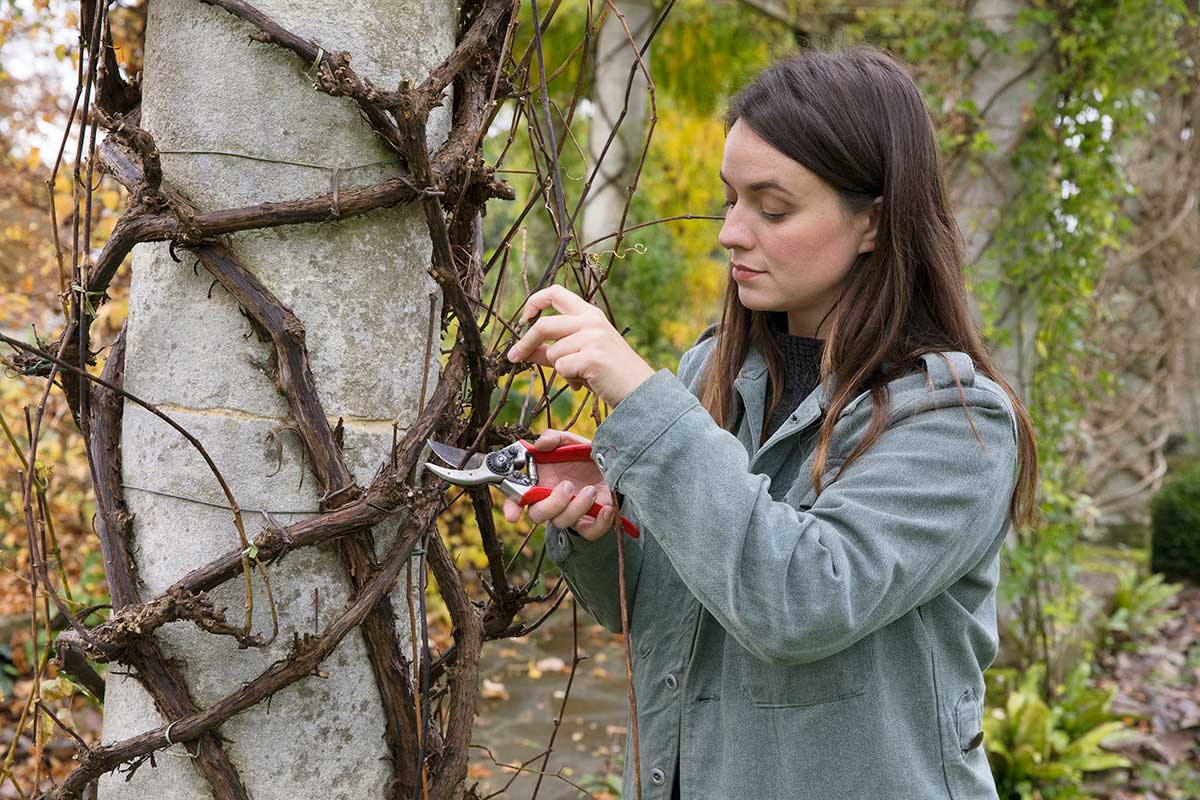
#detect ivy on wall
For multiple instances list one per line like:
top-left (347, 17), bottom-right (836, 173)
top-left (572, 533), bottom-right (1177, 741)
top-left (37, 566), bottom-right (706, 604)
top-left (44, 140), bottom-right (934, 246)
top-left (976, 0), bottom-right (1192, 683)
top-left (841, 0), bottom-right (1195, 687)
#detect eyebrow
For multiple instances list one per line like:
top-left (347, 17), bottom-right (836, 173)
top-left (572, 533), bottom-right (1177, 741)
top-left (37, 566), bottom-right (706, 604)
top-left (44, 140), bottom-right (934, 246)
top-left (719, 172), bottom-right (795, 198)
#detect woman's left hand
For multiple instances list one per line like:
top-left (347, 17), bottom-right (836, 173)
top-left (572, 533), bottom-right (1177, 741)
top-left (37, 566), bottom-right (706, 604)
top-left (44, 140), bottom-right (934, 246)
top-left (506, 285), bottom-right (656, 408)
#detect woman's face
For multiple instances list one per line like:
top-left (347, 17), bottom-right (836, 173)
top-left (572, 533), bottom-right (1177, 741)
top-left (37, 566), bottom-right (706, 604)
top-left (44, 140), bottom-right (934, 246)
top-left (718, 119), bottom-right (878, 338)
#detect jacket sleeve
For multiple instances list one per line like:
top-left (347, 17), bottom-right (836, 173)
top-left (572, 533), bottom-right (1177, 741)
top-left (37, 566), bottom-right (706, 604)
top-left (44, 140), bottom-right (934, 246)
top-left (542, 328), bottom-right (720, 632)
top-left (545, 507), bottom-right (642, 634)
top-left (588, 355), bottom-right (1020, 665)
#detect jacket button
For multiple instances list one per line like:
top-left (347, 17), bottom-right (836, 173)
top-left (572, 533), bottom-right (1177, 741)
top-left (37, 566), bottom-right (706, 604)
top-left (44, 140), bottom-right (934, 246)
top-left (650, 768), bottom-right (665, 785)
top-left (963, 731), bottom-right (984, 752)
top-left (665, 673), bottom-right (678, 691)
top-left (593, 452), bottom-right (606, 468)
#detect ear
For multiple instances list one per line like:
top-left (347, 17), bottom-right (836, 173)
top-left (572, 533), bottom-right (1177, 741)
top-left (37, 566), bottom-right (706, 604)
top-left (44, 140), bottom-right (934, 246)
top-left (857, 196), bottom-right (883, 255)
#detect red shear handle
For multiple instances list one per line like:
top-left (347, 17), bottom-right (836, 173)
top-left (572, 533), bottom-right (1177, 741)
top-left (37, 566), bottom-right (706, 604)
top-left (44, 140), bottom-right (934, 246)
top-left (517, 485), bottom-right (640, 538)
top-left (516, 439), bottom-right (594, 463)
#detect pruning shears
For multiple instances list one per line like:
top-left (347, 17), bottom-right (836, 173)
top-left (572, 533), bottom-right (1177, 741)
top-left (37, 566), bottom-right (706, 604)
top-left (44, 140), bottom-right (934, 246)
top-left (423, 438), bottom-right (640, 538)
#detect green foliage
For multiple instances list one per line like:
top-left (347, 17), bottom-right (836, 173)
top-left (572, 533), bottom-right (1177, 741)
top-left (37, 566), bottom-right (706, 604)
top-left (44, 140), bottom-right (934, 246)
top-left (984, 661), bottom-right (1135, 799)
top-left (1099, 568), bottom-right (1182, 652)
top-left (577, 771), bottom-right (623, 797)
top-left (649, 0), bottom-right (794, 117)
top-left (1132, 760), bottom-right (1200, 799)
top-left (1149, 461), bottom-right (1200, 581)
top-left (0, 642), bottom-right (17, 701)
top-left (969, 0), bottom-right (1194, 682)
top-left (839, 0), bottom-right (1012, 161)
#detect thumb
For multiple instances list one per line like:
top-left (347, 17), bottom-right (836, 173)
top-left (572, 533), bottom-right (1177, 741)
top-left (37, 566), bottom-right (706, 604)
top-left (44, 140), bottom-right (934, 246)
top-left (502, 499), bottom-right (522, 522)
top-left (535, 429), bottom-right (561, 450)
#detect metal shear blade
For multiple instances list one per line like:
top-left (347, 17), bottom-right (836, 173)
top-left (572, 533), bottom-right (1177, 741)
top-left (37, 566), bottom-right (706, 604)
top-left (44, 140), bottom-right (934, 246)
top-left (425, 442), bottom-right (493, 485)
top-left (427, 440), bottom-right (485, 470)
top-left (425, 438), bottom-right (525, 490)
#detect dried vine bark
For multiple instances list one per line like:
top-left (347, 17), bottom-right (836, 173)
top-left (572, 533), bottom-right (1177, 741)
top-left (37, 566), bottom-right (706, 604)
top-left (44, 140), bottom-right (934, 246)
top-left (43, 496), bottom-right (444, 800)
top-left (10, 0), bottom-right (661, 796)
top-left (46, 7), bottom-right (483, 799)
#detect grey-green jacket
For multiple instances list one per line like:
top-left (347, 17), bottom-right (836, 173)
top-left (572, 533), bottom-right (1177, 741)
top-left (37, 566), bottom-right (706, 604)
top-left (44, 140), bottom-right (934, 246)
top-left (545, 327), bottom-right (1018, 799)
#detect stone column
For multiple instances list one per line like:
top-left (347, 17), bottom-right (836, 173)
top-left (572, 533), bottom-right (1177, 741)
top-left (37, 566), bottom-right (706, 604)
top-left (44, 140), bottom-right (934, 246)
top-left (98, 1), bottom-right (453, 797)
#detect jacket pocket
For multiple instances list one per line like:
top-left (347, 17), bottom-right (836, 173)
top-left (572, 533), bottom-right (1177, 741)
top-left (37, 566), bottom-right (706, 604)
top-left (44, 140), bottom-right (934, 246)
top-left (735, 634), bottom-right (874, 708)
top-left (944, 686), bottom-right (995, 799)
top-left (954, 688), bottom-right (985, 754)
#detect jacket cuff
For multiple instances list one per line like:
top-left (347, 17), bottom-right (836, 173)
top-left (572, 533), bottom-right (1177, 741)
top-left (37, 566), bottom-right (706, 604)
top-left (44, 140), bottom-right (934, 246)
top-left (591, 368), bottom-right (700, 492)
top-left (545, 521), bottom-right (619, 564)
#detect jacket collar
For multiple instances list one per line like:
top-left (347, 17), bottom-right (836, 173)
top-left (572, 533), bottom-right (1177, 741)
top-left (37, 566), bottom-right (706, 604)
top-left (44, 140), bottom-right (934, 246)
top-left (733, 340), bottom-right (835, 467)
top-left (730, 337), bottom-right (975, 470)
top-left (734, 340), bottom-right (839, 411)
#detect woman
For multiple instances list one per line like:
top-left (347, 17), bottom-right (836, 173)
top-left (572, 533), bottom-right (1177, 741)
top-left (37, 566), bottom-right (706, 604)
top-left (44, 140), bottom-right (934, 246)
top-left (503, 43), bottom-right (1038, 800)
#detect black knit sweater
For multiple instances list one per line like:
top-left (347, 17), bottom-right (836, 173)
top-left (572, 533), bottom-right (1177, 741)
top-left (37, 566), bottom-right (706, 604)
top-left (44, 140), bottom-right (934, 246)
top-left (762, 312), bottom-right (825, 441)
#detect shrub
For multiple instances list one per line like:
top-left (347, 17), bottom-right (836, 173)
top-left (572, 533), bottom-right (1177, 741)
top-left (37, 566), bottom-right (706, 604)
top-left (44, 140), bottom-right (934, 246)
top-left (984, 661), bottom-right (1134, 799)
top-left (1149, 462), bottom-right (1200, 582)
top-left (1098, 567), bottom-right (1182, 652)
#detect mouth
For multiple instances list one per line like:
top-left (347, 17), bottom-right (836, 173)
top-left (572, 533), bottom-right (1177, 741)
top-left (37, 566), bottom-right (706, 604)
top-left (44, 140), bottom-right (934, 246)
top-left (731, 263), bottom-right (766, 280)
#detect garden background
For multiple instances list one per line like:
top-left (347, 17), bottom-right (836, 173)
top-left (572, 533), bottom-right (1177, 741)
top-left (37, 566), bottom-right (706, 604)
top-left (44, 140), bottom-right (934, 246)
top-left (1, 0), bottom-right (1198, 798)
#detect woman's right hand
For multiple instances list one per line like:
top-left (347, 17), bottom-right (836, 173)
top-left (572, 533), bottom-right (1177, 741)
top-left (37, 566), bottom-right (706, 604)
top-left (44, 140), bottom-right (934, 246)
top-left (501, 429), bottom-right (618, 541)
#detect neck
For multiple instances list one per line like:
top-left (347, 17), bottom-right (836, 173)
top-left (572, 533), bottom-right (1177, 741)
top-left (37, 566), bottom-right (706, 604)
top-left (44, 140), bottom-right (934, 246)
top-left (784, 307), bottom-right (833, 338)
top-left (769, 311), bottom-right (825, 340)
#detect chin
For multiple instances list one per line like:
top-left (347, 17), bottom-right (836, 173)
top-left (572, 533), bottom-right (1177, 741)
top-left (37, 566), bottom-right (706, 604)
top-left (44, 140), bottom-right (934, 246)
top-left (734, 289), bottom-right (778, 312)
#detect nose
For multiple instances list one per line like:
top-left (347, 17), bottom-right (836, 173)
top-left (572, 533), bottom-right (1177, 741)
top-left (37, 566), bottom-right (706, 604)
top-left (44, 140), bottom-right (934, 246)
top-left (717, 203), bottom-right (753, 253)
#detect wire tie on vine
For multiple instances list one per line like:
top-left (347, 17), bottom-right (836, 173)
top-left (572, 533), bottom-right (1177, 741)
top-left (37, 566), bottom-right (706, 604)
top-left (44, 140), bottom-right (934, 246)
top-left (163, 719), bottom-right (197, 759)
top-left (307, 47), bottom-right (325, 80)
top-left (330, 165), bottom-right (342, 218)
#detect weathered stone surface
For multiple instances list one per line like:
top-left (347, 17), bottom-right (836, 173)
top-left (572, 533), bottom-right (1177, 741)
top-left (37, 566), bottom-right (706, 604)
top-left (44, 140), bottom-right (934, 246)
top-left (100, 0), bottom-right (451, 796)
top-left (123, 224), bottom-right (442, 423)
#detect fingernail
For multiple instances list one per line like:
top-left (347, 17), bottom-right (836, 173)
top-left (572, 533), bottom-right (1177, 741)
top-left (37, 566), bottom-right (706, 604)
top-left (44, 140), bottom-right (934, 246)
top-left (580, 485), bottom-right (596, 498)
top-left (562, 481), bottom-right (574, 493)
top-left (506, 347), bottom-right (516, 361)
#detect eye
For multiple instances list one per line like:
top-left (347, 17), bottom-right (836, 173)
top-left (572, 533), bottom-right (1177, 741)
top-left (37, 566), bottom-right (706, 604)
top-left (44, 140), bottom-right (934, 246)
top-left (718, 197), bottom-right (787, 221)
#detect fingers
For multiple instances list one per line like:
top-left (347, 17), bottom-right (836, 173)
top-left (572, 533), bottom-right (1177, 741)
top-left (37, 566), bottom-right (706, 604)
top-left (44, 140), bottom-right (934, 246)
top-left (523, 481), bottom-right (596, 528)
top-left (503, 478), bottom-right (615, 542)
top-left (507, 315), bottom-right (582, 364)
top-left (551, 483), bottom-right (598, 530)
top-left (518, 285), bottom-right (596, 325)
top-left (525, 480), bottom-right (576, 524)
top-left (557, 429), bottom-right (593, 445)
top-left (534, 429), bottom-right (591, 449)
top-left (574, 505), bottom-right (617, 541)
top-left (534, 430), bottom-right (562, 450)
top-left (551, 350), bottom-right (588, 388)
top-left (509, 285), bottom-right (605, 364)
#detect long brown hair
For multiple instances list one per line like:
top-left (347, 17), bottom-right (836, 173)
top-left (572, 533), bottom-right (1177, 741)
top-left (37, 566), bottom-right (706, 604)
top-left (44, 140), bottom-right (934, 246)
top-left (701, 43), bottom-right (1039, 529)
